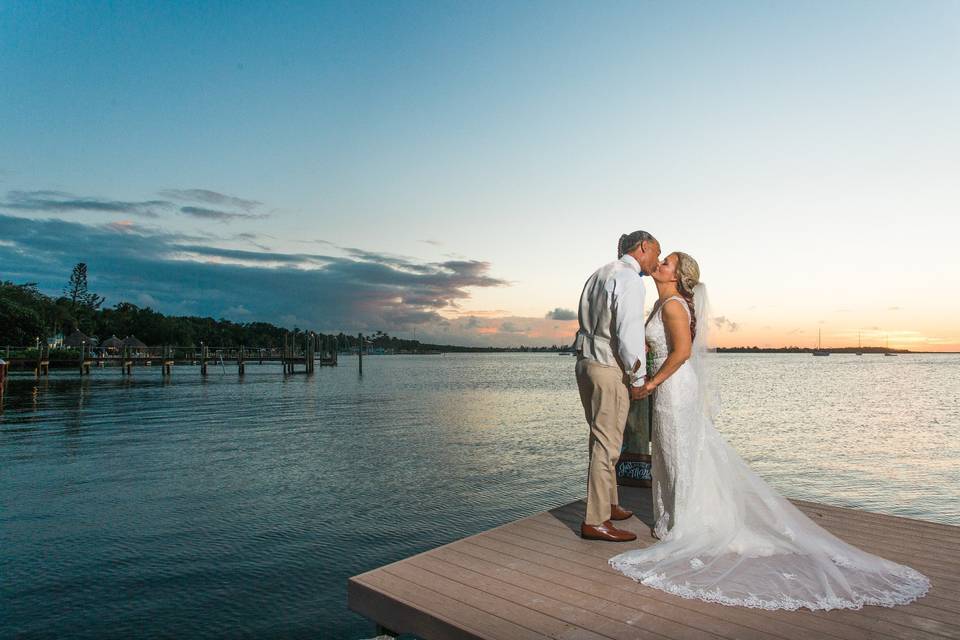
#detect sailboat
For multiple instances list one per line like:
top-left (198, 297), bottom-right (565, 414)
top-left (856, 331), bottom-right (864, 356)
top-left (813, 329), bottom-right (830, 356)
top-left (884, 335), bottom-right (898, 357)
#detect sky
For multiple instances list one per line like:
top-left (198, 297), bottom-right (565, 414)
top-left (2, 1), bottom-right (958, 350)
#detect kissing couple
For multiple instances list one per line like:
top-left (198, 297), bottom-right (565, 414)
top-left (571, 230), bottom-right (930, 611)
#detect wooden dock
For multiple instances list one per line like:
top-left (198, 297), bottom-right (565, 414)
top-left (348, 485), bottom-right (960, 640)
top-left (0, 337), bottom-right (339, 378)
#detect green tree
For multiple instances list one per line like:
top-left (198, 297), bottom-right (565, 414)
top-left (63, 263), bottom-right (106, 332)
top-left (0, 281), bottom-right (51, 344)
top-left (64, 263), bottom-right (105, 311)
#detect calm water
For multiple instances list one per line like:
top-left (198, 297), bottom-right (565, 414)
top-left (2, 353), bottom-right (958, 638)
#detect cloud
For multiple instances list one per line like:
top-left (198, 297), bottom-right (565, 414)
top-left (136, 293), bottom-right (160, 307)
top-left (545, 307), bottom-right (577, 321)
top-left (224, 304), bottom-right (251, 316)
top-left (712, 316), bottom-right (740, 332)
top-left (440, 313), bottom-right (577, 345)
top-left (2, 187), bottom-right (269, 223)
top-left (0, 214), bottom-right (508, 337)
top-left (2, 190), bottom-right (173, 217)
top-left (158, 188), bottom-right (261, 212)
top-left (179, 206), bottom-right (269, 222)
top-left (232, 232), bottom-right (272, 250)
top-left (498, 321), bottom-right (529, 334)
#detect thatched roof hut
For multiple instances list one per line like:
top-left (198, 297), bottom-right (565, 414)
top-left (63, 330), bottom-right (92, 348)
top-left (122, 335), bottom-right (148, 348)
top-left (99, 335), bottom-right (124, 349)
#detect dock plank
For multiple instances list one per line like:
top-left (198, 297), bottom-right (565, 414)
top-left (350, 569), bottom-right (552, 640)
top-left (348, 486), bottom-right (960, 640)
top-left (384, 561), bottom-right (612, 640)
top-left (423, 548), bottom-right (723, 640)
top-left (438, 541), bottom-right (815, 640)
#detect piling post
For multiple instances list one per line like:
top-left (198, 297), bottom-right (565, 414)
top-left (308, 333), bottom-right (314, 374)
top-left (201, 344), bottom-right (208, 376)
top-left (358, 332), bottom-right (363, 376)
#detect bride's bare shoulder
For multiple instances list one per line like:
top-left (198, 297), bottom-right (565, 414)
top-left (661, 297), bottom-right (687, 317)
top-left (661, 297), bottom-right (692, 327)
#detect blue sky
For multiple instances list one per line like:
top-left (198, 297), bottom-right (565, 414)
top-left (2, 1), bottom-right (958, 348)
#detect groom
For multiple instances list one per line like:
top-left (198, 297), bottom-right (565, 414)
top-left (573, 230), bottom-right (661, 541)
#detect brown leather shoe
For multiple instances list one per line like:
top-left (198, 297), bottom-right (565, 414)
top-left (580, 520), bottom-right (637, 542)
top-left (610, 504), bottom-right (633, 521)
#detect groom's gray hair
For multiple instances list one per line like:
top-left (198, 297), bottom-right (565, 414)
top-left (618, 230), bottom-right (657, 258)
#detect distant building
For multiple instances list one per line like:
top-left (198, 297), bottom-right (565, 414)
top-left (122, 335), bottom-right (148, 352)
top-left (48, 331), bottom-right (67, 348)
top-left (99, 335), bottom-right (124, 352)
top-left (63, 330), bottom-right (97, 348)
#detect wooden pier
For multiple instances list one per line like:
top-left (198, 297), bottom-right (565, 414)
top-left (349, 485), bottom-right (959, 640)
top-left (0, 333), bottom-right (340, 379)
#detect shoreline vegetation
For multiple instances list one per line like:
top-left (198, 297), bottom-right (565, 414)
top-left (0, 274), bottom-right (934, 355)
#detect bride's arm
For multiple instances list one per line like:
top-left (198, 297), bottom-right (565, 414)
top-left (637, 299), bottom-right (692, 396)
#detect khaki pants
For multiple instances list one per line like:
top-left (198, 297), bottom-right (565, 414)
top-left (575, 357), bottom-right (630, 526)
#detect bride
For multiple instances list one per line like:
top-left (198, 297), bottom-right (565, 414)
top-left (608, 251), bottom-right (931, 611)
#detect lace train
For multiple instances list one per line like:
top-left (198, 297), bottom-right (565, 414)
top-left (609, 554), bottom-right (931, 611)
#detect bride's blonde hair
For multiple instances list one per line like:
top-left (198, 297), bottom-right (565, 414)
top-left (674, 252), bottom-right (700, 340)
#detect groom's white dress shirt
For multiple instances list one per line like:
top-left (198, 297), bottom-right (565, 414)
top-left (573, 254), bottom-right (646, 386)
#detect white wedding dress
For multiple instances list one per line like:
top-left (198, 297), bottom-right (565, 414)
top-left (608, 293), bottom-right (931, 611)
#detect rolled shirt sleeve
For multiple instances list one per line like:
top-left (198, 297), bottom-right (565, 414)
top-left (611, 269), bottom-right (646, 386)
